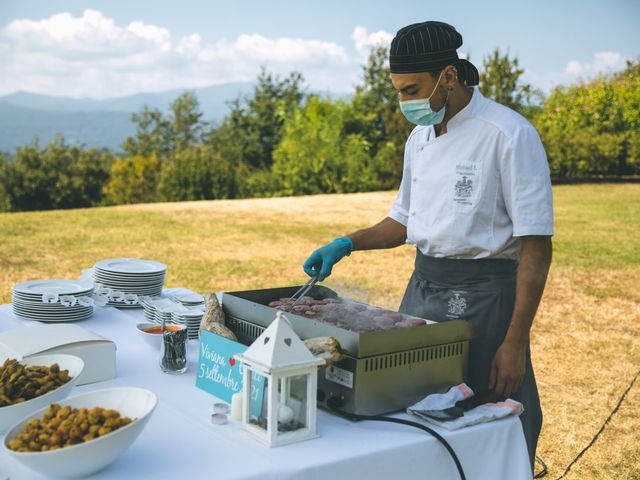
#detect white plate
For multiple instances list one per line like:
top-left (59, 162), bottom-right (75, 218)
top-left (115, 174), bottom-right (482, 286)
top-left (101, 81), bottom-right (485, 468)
top-left (12, 290), bottom-right (93, 299)
top-left (104, 285), bottom-right (162, 297)
top-left (12, 299), bottom-right (92, 309)
top-left (95, 258), bottom-right (167, 275)
top-left (174, 293), bottom-right (204, 303)
top-left (93, 280), bottom-right (164, 289)
top-left (12, 310), bottom-right (92, 319)
top-left (94, 272), bottom-right (164, 281)
top-left (13, 280), bottom-right (93, 296)
top-left (13, 305), bottom-right (93, 317)
top-left (11, 302), bottom-right (91, 312)
top-left (12, 308), bottom-right (92, 318)
top-left (94, 269), bottom-right (165, 278)
top-left (13, 313), bottom-right (93, 323)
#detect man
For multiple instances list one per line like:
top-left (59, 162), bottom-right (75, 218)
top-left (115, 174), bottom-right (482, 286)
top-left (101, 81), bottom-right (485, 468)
top-left (303, 21), bottom-right (553, 469)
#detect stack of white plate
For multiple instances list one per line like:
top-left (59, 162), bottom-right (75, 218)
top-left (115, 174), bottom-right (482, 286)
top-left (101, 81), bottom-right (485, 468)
top-left (171, 306), bottom-right (205, 340)
top-left (140, 295), bottom-right (204, 340)
top-left (141, 297), bottom-right (174, 323)
top-left (12, 280), bottom-right (94, 322)
top-left (93, 258), bottom-right (167, 308)
top-left (173, 293), bottom-right (205, 307)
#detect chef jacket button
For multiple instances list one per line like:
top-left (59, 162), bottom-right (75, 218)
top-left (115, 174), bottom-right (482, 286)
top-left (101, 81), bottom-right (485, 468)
top-left (411, 211), bottom-right (416, 216)
top-left (412, 177), bottom-right (417, 183)
top-left (418, 146), bottom-right (424, 151)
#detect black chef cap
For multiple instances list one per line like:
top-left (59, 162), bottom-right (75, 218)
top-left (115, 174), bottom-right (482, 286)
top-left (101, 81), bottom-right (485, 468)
top-left (389, 21), bottom-right (479, 86)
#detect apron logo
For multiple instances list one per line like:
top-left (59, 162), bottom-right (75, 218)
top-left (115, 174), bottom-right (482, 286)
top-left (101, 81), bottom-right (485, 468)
top-left (454, 176), bottom-right (473, 199)
top-left (447, 292), bottom-right (467, 318)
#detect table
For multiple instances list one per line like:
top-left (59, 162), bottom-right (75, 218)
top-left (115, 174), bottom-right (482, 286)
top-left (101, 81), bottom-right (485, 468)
top-left (0, 290), bottom-right (533, 480)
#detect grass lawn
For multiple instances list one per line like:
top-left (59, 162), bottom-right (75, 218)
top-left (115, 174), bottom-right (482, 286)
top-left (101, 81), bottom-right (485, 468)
top-left (1, 183), bottom-right (638, 478)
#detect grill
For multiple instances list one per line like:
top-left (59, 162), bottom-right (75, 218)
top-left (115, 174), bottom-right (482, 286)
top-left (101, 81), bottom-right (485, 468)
top-left (221, 285), bottom-right (474, 416)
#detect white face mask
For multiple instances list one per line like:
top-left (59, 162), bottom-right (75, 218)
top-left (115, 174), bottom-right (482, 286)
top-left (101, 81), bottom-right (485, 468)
top-left (399, 71), bottom-right (449, 126)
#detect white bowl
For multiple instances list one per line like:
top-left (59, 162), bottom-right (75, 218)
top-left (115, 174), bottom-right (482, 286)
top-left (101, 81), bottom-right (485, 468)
top-left (136, 322), bottom-right (186, 349)
top-left (0, 354), bottom-right (84, 433)
top-left (3, 387), bottom-right (157, 478)
top-left (136, 322), bottom-right (163, 349)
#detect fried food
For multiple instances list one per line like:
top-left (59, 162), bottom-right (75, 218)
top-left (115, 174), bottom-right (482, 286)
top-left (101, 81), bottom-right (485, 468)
top-left (7, 403), bottom-right (134, 452)
top-left (0, 359), bottom-right (71, 407)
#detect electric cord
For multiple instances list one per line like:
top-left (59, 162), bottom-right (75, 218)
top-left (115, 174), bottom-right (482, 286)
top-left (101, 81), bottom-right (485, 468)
top-left (534, 455), bottom-right (548, 478)
top-left (326, 396), bottom-right (466, 480)
top-left (554, 367), bottom-right (640, 480)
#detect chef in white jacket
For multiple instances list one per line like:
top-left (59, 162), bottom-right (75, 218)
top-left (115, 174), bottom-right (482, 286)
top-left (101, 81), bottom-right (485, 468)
top-left (303, 21), bottom-right (553, 471)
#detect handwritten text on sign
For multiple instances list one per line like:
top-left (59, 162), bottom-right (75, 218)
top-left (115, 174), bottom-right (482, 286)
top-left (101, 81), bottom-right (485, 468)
top-left (196, 331), bottom-right (245, 402)
top-left (195, 330), bottom-right (265, 415)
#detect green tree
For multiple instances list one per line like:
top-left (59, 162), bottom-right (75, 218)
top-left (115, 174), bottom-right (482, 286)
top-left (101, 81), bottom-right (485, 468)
top-left (121, 107), bottom-right (172, 159)
top-left (2, 136), bottom-right (111, 211)
top-left (102, 153), bottom-right (160, 204)
top-left (157, 145), bottom-right (235, 201)
top-left (347, 46), bottom-right (413, 190)
top-left (479, 48), bottom-right (541, 117)
top-left (205, 68), bottom-right (307, 196)
top-left (122, 91), bottom-right (205, 159)
top-left (0, 153), bottom-right (11, 211)
top-left (170, 91), bottom-right (204, 152)
top-left (272, 96), bottom-right (374, 195)
top-left (533, 59), bottom-right (640, 177)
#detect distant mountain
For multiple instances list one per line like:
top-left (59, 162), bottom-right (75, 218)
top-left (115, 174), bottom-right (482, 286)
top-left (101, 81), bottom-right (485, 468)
top-left (0, 82), bottom-right (254, 154)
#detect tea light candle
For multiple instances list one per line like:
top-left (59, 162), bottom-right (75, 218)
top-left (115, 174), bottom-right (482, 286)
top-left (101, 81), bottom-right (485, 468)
top-left (211, 413), bottom-right (227, 425)
top-left (278, 404), bottom-right (294, 423)
top-left (213, 402), bottom-right (230, 414)
top-left (230, 392), bottom-right (243, 421)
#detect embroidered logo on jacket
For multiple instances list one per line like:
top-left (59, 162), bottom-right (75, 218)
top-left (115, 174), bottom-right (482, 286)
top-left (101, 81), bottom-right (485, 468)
top-left (453, 163), bottom-right (478, 206)
top-left (447, 292), bottom-right (468, 318)
top-left (454, 176), bottom-right (473, 199)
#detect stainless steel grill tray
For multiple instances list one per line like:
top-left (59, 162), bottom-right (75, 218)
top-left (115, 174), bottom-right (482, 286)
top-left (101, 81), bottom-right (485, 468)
top-left (221, 286), bottom-right (474, 415)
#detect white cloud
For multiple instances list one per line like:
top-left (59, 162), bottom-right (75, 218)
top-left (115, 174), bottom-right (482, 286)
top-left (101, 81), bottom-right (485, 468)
top-left (0, 9), bottom-right (362, 98)
top-left (352, 26), bottom-right (393, 54)
top-left (565, 60), bottom-right (583, 77)
top-left (565, 51), bottom-right (628, 79)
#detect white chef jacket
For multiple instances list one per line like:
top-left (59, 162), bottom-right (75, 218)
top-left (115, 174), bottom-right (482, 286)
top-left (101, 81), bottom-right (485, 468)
top-left (389, 87), bottom-right (554, 259)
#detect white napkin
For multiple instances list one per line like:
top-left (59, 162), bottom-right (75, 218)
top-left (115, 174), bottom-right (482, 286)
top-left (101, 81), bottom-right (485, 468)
top-left (408, 383), bottom-right (524, 430)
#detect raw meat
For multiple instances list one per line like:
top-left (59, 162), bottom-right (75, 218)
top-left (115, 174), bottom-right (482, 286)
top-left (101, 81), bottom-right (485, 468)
top-left (270, 296), bottom-right (429, 334)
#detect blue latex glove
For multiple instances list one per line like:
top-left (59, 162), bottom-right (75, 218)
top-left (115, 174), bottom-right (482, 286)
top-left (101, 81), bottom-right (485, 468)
top-left (303, 237), bottom-right (353, 281)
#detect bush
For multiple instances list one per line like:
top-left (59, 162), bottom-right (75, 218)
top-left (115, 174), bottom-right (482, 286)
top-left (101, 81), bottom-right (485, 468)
top-left (1, 136), bottom-right (111, 211)
top-left (533, 60), bottom-right (640, 177)
top-left (157, 146), bottom-right (235, 201)
top-left (272, 97), bottom-right (375, 196)
top-left (102, 153), bottom-right (160, 205)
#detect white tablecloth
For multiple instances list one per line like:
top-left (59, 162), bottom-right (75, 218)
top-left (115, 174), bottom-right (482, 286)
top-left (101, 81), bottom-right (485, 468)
top-left (0, 290), bottom-right (533, 480)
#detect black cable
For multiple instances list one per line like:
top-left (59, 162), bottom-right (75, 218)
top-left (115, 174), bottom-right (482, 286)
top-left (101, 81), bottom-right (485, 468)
top-left (555, 367), bottom-right (640, 480)
top-left (326, 396), bottom-right (466, 480)
top-left (534, 455), bottom-right (548, 478)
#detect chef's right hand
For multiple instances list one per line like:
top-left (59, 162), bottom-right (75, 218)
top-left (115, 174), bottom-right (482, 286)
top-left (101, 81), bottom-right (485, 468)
top-left (303, 237), bottom-right (353, 281)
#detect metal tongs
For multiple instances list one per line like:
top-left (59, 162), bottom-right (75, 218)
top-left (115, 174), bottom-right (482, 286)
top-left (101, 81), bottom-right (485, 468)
top-left (290, 276), bottom-right (319, 307)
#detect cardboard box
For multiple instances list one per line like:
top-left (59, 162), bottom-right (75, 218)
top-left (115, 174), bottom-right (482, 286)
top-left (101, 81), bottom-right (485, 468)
top-left (0, 324), bottom-right (116, 385)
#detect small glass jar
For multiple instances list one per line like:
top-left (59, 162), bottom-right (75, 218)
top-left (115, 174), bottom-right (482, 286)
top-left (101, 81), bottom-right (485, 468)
top-left (159, 325), bottom-right (188, 374)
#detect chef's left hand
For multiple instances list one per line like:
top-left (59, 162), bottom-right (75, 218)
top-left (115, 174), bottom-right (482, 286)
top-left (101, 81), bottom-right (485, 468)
top-left (489, 340), bottom-right (526, 397)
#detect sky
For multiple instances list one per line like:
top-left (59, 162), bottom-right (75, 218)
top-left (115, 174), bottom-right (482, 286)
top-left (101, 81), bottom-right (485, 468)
top-left (0, 0), bottom-right (638, 99)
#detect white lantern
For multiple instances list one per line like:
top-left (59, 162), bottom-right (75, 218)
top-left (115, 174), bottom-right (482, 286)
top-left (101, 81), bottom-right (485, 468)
top-left (235, 311), bottom-right (324, 447)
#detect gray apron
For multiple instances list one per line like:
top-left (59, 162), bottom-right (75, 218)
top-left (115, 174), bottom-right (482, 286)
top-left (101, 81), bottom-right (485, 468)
top-left (399, 251), bottom-right (542, 469)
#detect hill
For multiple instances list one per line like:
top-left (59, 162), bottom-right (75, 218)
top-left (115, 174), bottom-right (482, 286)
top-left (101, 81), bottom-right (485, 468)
top-left (0, 82), bottom-right (254, 153)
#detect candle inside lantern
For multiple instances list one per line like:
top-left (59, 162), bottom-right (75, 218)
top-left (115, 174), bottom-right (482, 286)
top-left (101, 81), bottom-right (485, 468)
top-left (278, 404), bottom-right (294, 423)
top-left (231, 392), bottom-right (243, 421)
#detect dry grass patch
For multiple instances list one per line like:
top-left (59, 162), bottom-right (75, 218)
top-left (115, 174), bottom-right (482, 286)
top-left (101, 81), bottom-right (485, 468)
top-left (0, 185), bottom-right (639, 478)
